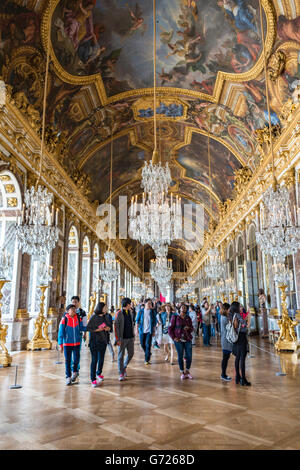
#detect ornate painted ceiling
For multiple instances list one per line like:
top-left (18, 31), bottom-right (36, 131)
top-left (0, 0), bottom-right (299, 267)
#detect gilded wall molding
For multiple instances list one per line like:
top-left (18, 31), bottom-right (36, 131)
top-left (188, 105), bottom-right (300, 276)
top-left (0, 97), bottom-right (141, 276)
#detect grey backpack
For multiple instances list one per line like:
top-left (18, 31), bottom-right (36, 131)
top-left (225, 314), bottom-right (240, 344)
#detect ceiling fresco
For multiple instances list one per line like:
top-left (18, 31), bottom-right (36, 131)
top-left (50, 0), bottom-right (266, 97)
top-left (0, 0), bottom-right (300, 268)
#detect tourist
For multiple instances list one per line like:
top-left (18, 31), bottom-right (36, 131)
top-left (136, 298), bottom-right (157, 365)
top-left (168, 304), bottom-right (194, 380)
top-left (155, 304), bottom-right (166, 348)
top-left (58, 304), bottom-right (85, 386)
top-left (160, 304), bottom-right (175, 364)
top-left (231, 301), bottom-right (252, 386)
top-left (188, 304), bottom-right (198, 346)
top-left (86, 302), bottom-right (112, 387)
top-left (202, 301), bottom-right (212, 346)
top-left (220, 302), bottom-right (232, 381)
top-left (70, 295), bottom-right (87, 372)
top-left (114, 297), bottom-right (135, 381)
top-left (210, 303), bottom-right (216, 338)
top-left (258, 288), bottom-right (268, 338)
top-left (216, 301), bottom-right (222, 334)
top-left (107, 306), bottom-right (115, 362)
top-left (195, 305), bottom-right (201, 337)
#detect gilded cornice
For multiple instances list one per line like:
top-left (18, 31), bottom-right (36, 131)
top-left (188, 105), bottom-right (300, 276)
top-left (0, 97), bottom-right (141, 276)
top-left (41, 0), bottom-right (276, 106)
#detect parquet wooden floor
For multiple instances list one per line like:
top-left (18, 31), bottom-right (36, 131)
top-left (1, 335), bottom-right (300, 450)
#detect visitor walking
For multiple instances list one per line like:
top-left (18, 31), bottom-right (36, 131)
top-left (188, 304), bottom-right (198, 346)
top-left (70, 295), bottom-right (87, 372)
top-left (160, 304), bottom-right (175, 364)
top-left (136, 299), bottom-right (157, 365)
top-left (114, 297), bottom-right (135, 381)
top-left (58, 304), bottom-right (85, 386)
top-left (107, 307), bottom-right (115, 362)
top-left (168, 304), bottom-right (194, 380)
top-left (231, 301), bottom-right (252, 386)
top-left (220, 302), bottom-right (232, 381)
top-left (86, 302), bottom-right (112, 388)
top-left (202, 301), bottom-right (212, 346)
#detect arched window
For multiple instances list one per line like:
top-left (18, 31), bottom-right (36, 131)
top-left (248, 225), bottom-right (258, 262)
top-left (80, 236), bottom-right (91, 312)
top-left (0, 171), bottom-right (22, 318)
top-left (228, 244), bottom-right (234, 279)
top-left (66, 226), bottom-right (79, 304)
top-left (237, 236), bottom-right (246, 305)
top-left (92, 243), bottom-right (100, 302)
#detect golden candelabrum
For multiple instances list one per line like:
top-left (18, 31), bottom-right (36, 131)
top-left (229, 292), bottom-right (234, 303)
top-left (275, 285), bottom-right (298, 353)
top-left (27, 285), bottom-right (52, 351)
top-left (0, 280), bottom-right (12, 367)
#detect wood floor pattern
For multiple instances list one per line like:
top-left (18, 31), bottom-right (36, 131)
top-left (1, 335), bottom-right (300, 450)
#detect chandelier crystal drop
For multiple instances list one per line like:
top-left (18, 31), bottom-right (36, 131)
top-left (15, 186), bottom-right (59, 257)
top-left (256, 184), bottom-right (300, 259)
top-left (205, 247), bottom-right (225, 280)
top-left (150, 256), bottom-right (173, 285)
top-left (100, 250), bottom-right (119, 283)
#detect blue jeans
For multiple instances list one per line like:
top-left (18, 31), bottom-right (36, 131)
top-left (71, 334), bottom-right (82, 371)
top-left (140, 332), bottom-right (152, 362)
top-left (90, 342), bottom-right (107, 382)
top-left (174, 341), bottom-right (192, 371)
top-left (203, 324), bottom-right (211, 345)
top-left (64, 345), bottom-right (80, 378)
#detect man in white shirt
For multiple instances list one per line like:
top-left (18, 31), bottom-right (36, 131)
top-left (136, 299), bottom-right (157, 365)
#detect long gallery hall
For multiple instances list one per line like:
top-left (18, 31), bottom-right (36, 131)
top-left (0, 0), bottom-right (300, 453)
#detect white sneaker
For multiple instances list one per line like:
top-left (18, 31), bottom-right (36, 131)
top-left (66, 377), bottom-right (72, 386)
top-left (91, 380), bottom-right (98, 388)
top-left (71, 372), bottom-right (78, 383)
top-left (96, 374), bottom-right (104, 383)
top-left (119, 374), bottom-right (125, 381)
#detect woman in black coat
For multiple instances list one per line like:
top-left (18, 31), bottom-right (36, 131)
top-left (86, 302), bottom-right (112, 387)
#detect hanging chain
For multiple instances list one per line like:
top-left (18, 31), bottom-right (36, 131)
top-left (108, 122), bottom-right (114, 251)
top-left (36, 0), bottom-right (52, 188)
top-left (153, 0), bottom-right (157, 155)
top-left (259, 0), bottom-right (275, 182)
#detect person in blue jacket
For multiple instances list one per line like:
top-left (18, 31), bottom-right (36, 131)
top-left (58, 304), bottom-right (85, 386)
top-left (136, 298), bottom-right (157, 365)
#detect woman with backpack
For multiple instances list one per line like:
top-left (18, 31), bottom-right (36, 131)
top-left (230, 301), bottom-right (252, 386)
top-left (220, 302), bottom-right (232, 381)
top-left (168, 304), bottom-right (194, 380)
top-left (86, 302), bottom-right (112, 387)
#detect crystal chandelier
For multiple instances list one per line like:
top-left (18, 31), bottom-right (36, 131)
top-left (132, 279), bottom-right (147, 299)
top-left (15, 186), bottom-right (59, 257)
top-left (129, 192), bottom-right (182, 249)
top-left (15, 26), bottom-right (59, 258)
top-left (205, 247), bottom-right (225, 280)
top-left (150, 256), bottom-right (173, 285)
top-left (141, 159), bottom-right (171, 200)
top-left (181, 276), bottom-right (196, 296)
top-left (100, 250), bottom-right (119, 283)
top-left (256, 183), bottom-right (300, 260)
top-left (128, 0), bottom-right (182, 251)
top-left (102, 281), bottom-right (111, 295)
top-left (0, 248), bottom-right (11, 280)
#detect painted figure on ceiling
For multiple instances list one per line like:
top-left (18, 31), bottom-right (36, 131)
top-left (64, 0), bottom-right (97, 51)
top-left (277, 15), bottom-right (300, 44)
